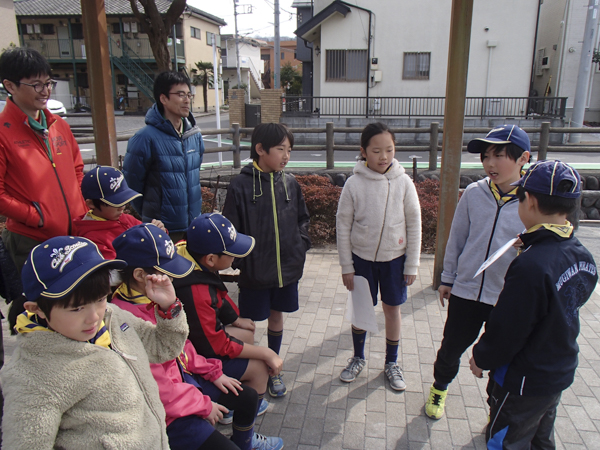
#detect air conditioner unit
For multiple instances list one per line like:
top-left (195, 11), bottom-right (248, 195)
top-left (33, 24), bottom-right (41, 34)
top-left (541, 56), bottom-right (550, 69)
top-left (131, 22), bottom-right (138, 33)
top-left (123, 22), bottom-right (130, 32)
top-left (26, 24), bottom-right (34, 34)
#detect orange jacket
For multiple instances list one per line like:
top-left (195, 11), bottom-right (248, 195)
top-left (0, 99), bottom-right (87, 241)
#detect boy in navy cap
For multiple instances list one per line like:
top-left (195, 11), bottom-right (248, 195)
top-left (74, 165), bottom-right (166, 259)
top-left (426, 125), bottom-right (531, 419)
top-left (470, 160), bottom-right (597, 448)
top-left (1, 235), bottom-right (189, 449)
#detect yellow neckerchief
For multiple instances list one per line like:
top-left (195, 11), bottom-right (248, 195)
top-left (113, 283), bottom-right (151, 304)
top-left (523, 221), bottom-right (573, 238)
top-left (15, 310), bottom-right (111, 348)
top-left (176, 242), bottom-right (204, 272)
top-left (489, 182), bottom-right (519, 206)
top-left (85, 210), bottom-right (107, 221)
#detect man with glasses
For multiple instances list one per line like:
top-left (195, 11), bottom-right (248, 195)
top-left (124, 71), bottom-right (204, 243)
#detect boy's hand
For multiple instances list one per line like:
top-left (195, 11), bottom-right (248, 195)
top-left (145, 274), bottom-right (177, 311)
top-left (207, 402), bottom-right (228, 425)
top-left (342, 273), bottom-right (355, 291)
top-left (213, 374), bottom-right (243, 395)
top-left (404, 275), bottom-right (416, 286)
top-left (150, 219), bottom-right (166, 231)
top-left (469, 356), bottom-right (483, 378)
top-left (233, 317), bottom-right (255, 332)
top-left (438, 285), bottom-right (452, 307)
top-left (265, 349), bottom-right (284, 376)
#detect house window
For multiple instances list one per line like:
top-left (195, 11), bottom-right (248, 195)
top-left (281, 52), bottom-right (285, 60)
top-left (261, 53), bottom-right (270, 61)
top-left (206, 32), bottom-right (220, 46)
top-left (403, 52), bottom-right (430, 80)
top-left (191, 26), bottom-right (201, 40)
top-left (41, 24), bottom-right (54, 35)
top-left (111, 23), bottom-right (121, 34)
top-left (71, 24), bottom-right (84, 40)
top-left (326, 49), bottom-right (367, 82)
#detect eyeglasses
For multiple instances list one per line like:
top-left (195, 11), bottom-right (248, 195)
top-left (18, 80), bottom-right (58, 93)
top-left (169, 91), bottom-right (194, 100)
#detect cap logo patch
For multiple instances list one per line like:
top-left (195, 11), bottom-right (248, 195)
top-left (50, 241), bottom-right (88, 272)
top-left (110, 175), bottom-right (124, 192)
top-left (165, 240), bottom-right (175, 258)
top-left (228, 225), bottom-right (237, 241)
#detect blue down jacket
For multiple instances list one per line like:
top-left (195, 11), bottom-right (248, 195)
top-left (123, 104), bottom-right (204, 232)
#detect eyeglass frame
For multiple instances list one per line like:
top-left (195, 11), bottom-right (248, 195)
top-left (16, 79), bottom-right (58, 93)
top-left (168, 91), bottom-right (194, 100)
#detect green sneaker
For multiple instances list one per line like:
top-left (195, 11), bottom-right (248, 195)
top-left (425, 384), bottom-right (448, 419)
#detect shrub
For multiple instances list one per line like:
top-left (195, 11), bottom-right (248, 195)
top-left (415, 178), bottom-right (440, 253)
top-left (296, 175), bottom-right (342, 246)
top-left (201, 186), bottom-right (215, 214)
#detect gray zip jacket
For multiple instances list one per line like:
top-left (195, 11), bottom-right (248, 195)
top-left (441, 178), bottom-right (524, 305)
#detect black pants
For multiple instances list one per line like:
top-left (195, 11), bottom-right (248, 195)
top-left (487, 382), bottom-right (561, 449)
top-left (433, 294), bottom-right (494, 385)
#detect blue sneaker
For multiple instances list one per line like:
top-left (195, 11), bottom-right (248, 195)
top-left (218, 398), bottom-right (269, 425)
top-left (268, 374), bottom-right (287, 397)
top-left (251, 433), bottom-right (284, 450)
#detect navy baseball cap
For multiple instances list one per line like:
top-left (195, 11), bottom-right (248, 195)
top-left (22, 236), bottom-right (126, 300)
top-left (467, 125), bottom-right (531, 154)
top-left (81, 165), bottom-right (142, 207)
top-left (511, 160), bottom-right (581, 198)
top-left (187, 213), bottom-right (255, 258)
top-left (113, 224), bottom-right (194, 278)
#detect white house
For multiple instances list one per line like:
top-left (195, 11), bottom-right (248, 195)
top-left (533, 0), bottom-right (600, 122)
top-left (221, 34), bottom-right (265, 100)
top-left (296, 0), bottom-right (539, 102)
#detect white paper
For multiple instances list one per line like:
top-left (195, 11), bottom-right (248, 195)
top-left (474, 237), bottom-right (519, 278)
top-left (345, 276), bottom-right (379, 334)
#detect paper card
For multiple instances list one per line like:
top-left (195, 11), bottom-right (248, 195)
top-left (345, 275), bottom-right (379, 334)
top-left (474, 237), bottom-right (519, 278)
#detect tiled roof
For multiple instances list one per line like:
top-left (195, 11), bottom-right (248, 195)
top-left (13, 0), bottom-right (226, 25)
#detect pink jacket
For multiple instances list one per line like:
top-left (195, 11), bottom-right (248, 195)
top-left (111, 297), bottom-right (223, 425)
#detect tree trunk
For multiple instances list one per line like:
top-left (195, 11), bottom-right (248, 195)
top-left (147, 27), bottom-right (172, 71)
top-left (203, 75), bottom-right (208, 112)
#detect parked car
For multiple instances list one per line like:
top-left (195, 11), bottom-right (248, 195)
top-left (0, 83), bottom-right (67, 116)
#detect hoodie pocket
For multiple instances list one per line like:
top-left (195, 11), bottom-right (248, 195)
top-left (389, 222), bottom-right (406, 249)
top-left (350, 221), bottom-right (369, 248)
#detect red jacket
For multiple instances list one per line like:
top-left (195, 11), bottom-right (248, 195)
top-left (73, 213), bottom-right (141, 259)
top-left (111, 294), bottom-right (223, 426)
top-left (0, 99), bottom-right (87, 241)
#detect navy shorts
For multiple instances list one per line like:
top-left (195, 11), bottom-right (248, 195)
top-left (238, 282), bottom-right (299, 321)
top-left (184, 358), bottom-right (249, 400)
top-left (352, 253), bottom-right (408, 306)
top-left (166, 415), bottom-right (215, 450)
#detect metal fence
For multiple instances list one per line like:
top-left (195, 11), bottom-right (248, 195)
top-left (282, 96), bottom-right (567, 119)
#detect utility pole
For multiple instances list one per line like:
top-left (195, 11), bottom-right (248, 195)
top-left (274, 0), bottom-right (281, 89)
top-left (570, 0), bottom-right (599, 143)
top-left (212, 34), bottom-right (223, 167)
top-left (233, 0), bottom-right (242, 90)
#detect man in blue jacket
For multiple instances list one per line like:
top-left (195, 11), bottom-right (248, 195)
top-left (123, 71), bottom-right (204, 242)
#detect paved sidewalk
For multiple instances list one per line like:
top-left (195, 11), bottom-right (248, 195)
top-left (2, 251), bottom-right (599, 449)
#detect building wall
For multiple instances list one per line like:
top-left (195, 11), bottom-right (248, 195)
top-left (312, 0), bottom-right (538, 99)
top-left (0, 0), bottom-right (18, 50)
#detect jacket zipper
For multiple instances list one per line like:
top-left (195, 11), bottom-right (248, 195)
top-left (270, 173), bottom-right (283, 287)
top-left (374, 179), bottom-right (392, 260)
top-left (31, 123), bottom-right (73, 235)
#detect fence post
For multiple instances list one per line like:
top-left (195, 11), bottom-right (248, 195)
top-left (429, 122), bottom-right (439, 170)
top-left (326, 122), bottom-right (335, 170)
top-left (232, 123), bottom-right (241, 169)
top-left (538, 121), bottom-right (550, 162)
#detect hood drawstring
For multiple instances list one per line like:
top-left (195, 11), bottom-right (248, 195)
top-left (252, 166), bottom-right (264, 203)
top-left (281, 171), bottom-right (291, 202)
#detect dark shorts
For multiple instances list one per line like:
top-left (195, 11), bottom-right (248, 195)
top-left (352, 253), bottom-right (408, 306)
top-left (238, 282), bottom-right (299, 321)
top-left (166, 415), bottom-right (215, 450)
top-left (183, 358), bottom-right (249, 400)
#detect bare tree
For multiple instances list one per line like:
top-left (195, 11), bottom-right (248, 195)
top-left (128, 0), bottom-right (187, 72)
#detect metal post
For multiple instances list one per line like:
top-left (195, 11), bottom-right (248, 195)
top-left (429, 122), bottom-right (439, 170)
top-left (234, 1), bottom-right (242, 90)
top-left (67, 19), bottom-right (80, 106)
top-left (212, 35), bottom-right (223, 167)
top-left (538, 121), bottom-right (550, 161)
top-left (409, 155), bottom-right (422, 181)
top-left (81, 0), bottom-right (118, 166)
top-left (325, 122), bottom-right (334, 169)
top-left (232, 123), bottom-right (241, 169)
top-left (433, 0), bottom-right (474, 289)
top-left (274, 0), bottom-right (281, 89)
top-left (172, 24), bottom-right (178, 72)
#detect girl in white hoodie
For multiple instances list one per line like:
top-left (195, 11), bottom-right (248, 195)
top-left (336, 122), bottom-right (422, 391)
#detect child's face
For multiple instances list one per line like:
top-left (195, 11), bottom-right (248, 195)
top-left (481, 145), bottom-right (524, 191)
top-left (86, 199), bottom-right (125, 221)
top-left (213, 254), bottom-right (235, 271)
top-left (36, 296), bottom-right (108, 342)
top-left (256, 137), bottom-right (291, 173)
top-left (360, 132), bottom-right (395, 174)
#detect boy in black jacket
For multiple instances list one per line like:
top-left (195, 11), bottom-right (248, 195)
top-left (222, 123), bottom-right (311, 397)
top-left (470, 160), bottom-right (597, 448)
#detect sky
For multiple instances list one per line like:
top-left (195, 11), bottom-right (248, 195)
top-left (187, 0), bottom-right (298, 39)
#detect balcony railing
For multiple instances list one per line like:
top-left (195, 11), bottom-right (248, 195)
top-left (22, 37), bottom-right (184, 61)
top-left (282, 96), bottom-right (568, 119)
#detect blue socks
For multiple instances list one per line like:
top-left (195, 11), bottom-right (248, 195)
top-left (267, 329), bottom-right (283, 354)
top-left (385, 338), bottom-right (399, 364)
top-left (352, 327), bottom-right (366, 359)
top-left (231, 423), bottom-right (253, 450)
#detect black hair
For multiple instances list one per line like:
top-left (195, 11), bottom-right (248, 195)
top-left (250, 123), bottom-right (294, 162)
top-left (0, 47), bottom-right (52, 87)
top-left (153, 71), bottom-right (192, 114)
top-left (8, 267), bottom-right (112, 331)
top-left (516, 183), bottom-right (578, 215)
top-left (117, 266), bottom-right (158, 297)
top-left (480, 143), bottom-right (529, 163)
top-left (186, 248), bottom-right (224, 264)
top-left (92, 199), bottom-right (105, 210)
top-left (358, 122), bottom-right (395, 160)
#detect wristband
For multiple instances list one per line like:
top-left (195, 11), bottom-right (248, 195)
top-left (156, 299), bottom-right (182, 320)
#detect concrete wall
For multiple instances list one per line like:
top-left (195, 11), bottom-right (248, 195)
top-left (228, 89), bottom-right (246, 127)
top-left (262, 89), bottom-right (284, 123)
top-left (0, 0), bottom-right (18, 50)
